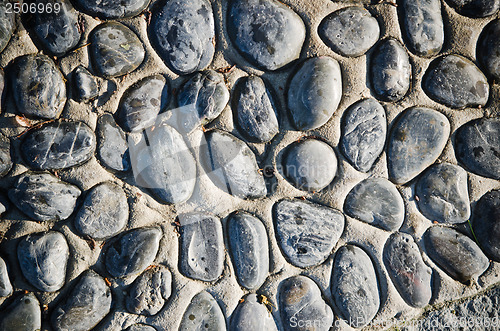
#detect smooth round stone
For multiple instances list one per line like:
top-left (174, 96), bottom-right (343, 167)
top-left (340, 99), bottom-right (386, 172)
top-left (72, 0), bottom-right (149, 19)
top-left (370, 38), bottom-right (411, 102)
top-left (455, 118), bottom-right (500, 179)
top-left (125, 325), bottom-right (156, 331)
top-left (117, 75), bottom-right (169, 132)
top-left (318, 6), bottom-right (379, 57)
top-left (273, 199), bottom-right (344, 268)
top-left (228, 0), bottom-right (305, 71)
top-left (126, 265), bottom-right (172, 316)
top-left (0, 134), bottom-right (11, 177)
top-left (21, 121), bottom-right (96, 170)
top-left (233, 76), bottom-right (279, 143)
top-left (96, 114), bottom-right (131, 173)
top-left (288, 57), bottom-right (342, 130)
top-left (344, 178), bottom-right (405, 231)
top-left (331, 245), bottom-right (380, 328)
top-left (279, 275), bottom-right (334, 331)
top-left (282, 138), bottom-right (337, 192)
top-left (383, 233), bottom-right (432, 308)
top-left (424, 226), bottom-right (489, 282)
top-left (415, 163), bottom-right (470, 224)
top-left (73, 66), bottom-right (98, 102)
top-left (227, 212), bottom-right (269, 290)
top-left (179, 212), bottom-right (224, 282)
top-left (89, 22), bottom-right (145, 78)
top-left (179, 291), bottom-right (226, 330)
top-left (387, 107), bottom-right (450, 184)
top-left (478, 19), bottom-right (500, 81)
top-left (0, 0), bottom-right (15, 53)
top-left (423, 55), bottom-right (489, 108)
top-left (473, 190), bottom-right (500, 262)
top-left (10, 54), bottom-right (66, 119)
top-left (51, 270), bottom-right (112, 331)
top-left (0, 293), bottom-right (41, 331)
top-left (150, 0), bottom-right (214, 75)
top-left (0, 256), bottom-right (12, 297)
top-left (75, 182), bottom-right (129, 240)
top-left (231, 294), bottom-right (278, 331)
top-left (445, 0), bottom-right (500, 18)
top-left (17, 231), bottom-right (69, 292)
top-left (8, 172), bottom-right (81, 221)
top-left (399, 0), bottom-right (444, 57)
top-left (0, 194), bottom-right (8, 216)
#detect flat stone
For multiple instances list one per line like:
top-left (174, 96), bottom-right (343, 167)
top-left (287, 56), bottom-right (342, 130)
top-left (424, 226), bottom-right (489, 282)
top-left (344, 177), bottom-right (405, 231)
top-left (150, 0), bottom-right (214, 75)
top-left (478, 19), bottom-right (500, 81)
top-left (126, 265), bottom-right (172, 316)
top-left (0, 293), bottom-right (41, 331)
top-left (125, 325), bottom-right (156, 331)
top-left (279, 275), bottom-right (334, 331)
top-left (415, 163), bottom-right (470, 224)
top-left (387, 107), bottom-right (450, 184)
top-left (105, 227), bottom-right (161, 278)
top-left (96, 114), bottom-right (131, 173)
top-left (21, 121), bottom-right (96, 170)
top-left (423, 55), bottom-right (489, 108)
top-left (51, 270), bottom-right (112, 331)
top-left (0, 256), bottom-right (12, 297)
top-left (318, 6), bottom-right (380, 57)
top-left (179, 291), bottom-right (226, 330)
top-left (370, 38), bottom-right (411, 102)
top-left (230, 294), bottom-right (278, 331)
top-left (399, 0), bottom-right (444, 57)
top-left (383, 233), bottom-right (432, 308)
top-left (340, 98), bottom-right (386, 172)
top-left (228, 0), bottom-right (305, 71)
top-left (89, 22), bottom-right (145, 78)
top-left (10, 54), bottom-right (66, 119)
top-left (273, 199), bottom-right (344, 268)
top-left (227, 211), bottom-right (269, 290)
top-left (473, 189), bottom-right (500, 262)
top-left (179, 212), bottom-right (224, 282)
top-left (75, 182), bottom-right (129, 240)
top-left (282, 138), bottom-right (337, 192)
top-left (0, 1), bottom-right (15, 53)
top-left (445, 0), bottom-right (500, 18)
top-left (8, 172), bottom-right (81, 221)
top-left (72, 0), bottom-right (149, 19)
top-left (331, 245), bottom-right (380, 328)
top-left (73, 66), bottom-right (98, 102)
top-left (17, 231), bottom-right (69, 292)
top-left (0, 134), bottom-right (11, 177)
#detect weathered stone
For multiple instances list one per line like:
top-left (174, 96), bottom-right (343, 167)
top-left (96, 114), bottom-right (131, 173)
top-left (478, 19), bottom-right (500, 81)
top-left (288, 57), bottom-right (342, 130)
top-left (0, 134), bottom-right (11, 177)
top-left (473, 190), bottom-right (500, 262)
top-left (274, 199), bottom-right (344, 268)
top-left (344, 178), bottom-right (405, 231)
top-left (445, 0), bottom-right (500, 18)
top-left (125, 325), bottom-right (156, 331)
top-left (0, 0), bottom-right (15, 54)
top-left (340, 99), bottom-right (386, 172)
top-left (0, 293), bottom-right (41, 331)
top-left (73, 66), bottom-right (98, 102)
top-left (72, 0), bottom-right (149, 19)
top-left (387, 107), bottom-right (450, 184)
top-left (0, 256), bottom-right (12, 297)
top-left (179, 291), bottom-right (226, 330)
top-left (230, 294), bottom-right (278, 331)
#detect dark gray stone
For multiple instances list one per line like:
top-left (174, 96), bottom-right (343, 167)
top-left (318, 6), bottom-right (380, 57)
top-left (51, 270), bottom-right (112, 331)
top-left (10, 54), bottom-right (66, 119)
top-left (21, 121), bottom-right (96, 170)
top-left (424, 226), bottom-right (489, 282)
top-left (125, 325), bottom-right (156, 331)
top-left (179, 291), bottom-right (226, 331)
top-left (0, 293), bottom-right (41, 331)
top-left (73, 66), bottom-right (98, 102)
top-left (415, 163), bottom-right (470, 224)
top-left (279, 275), bottom-right (334, 331)
top-left (150, 0), bottom-right (214, 75)
top-left (105, 227), bottom-right (161, 278)
top-left (331, 245), bottom-right (380, 328)
top-left (340, 99), bottom-right (386, 172)
top-left (287, 57), bottom-right (342, 130)
top-left (96, 114), bottom-right (131, 172)
top-left (230, 294), bottom-right (278, 331)
top-left (228, 0), bottom-right (305, 71)
top-left (75, 182), bottom-right (129, 240)
top-left (89, 22), bottom-right (145, 78)
top-left (473, 189), bottom-right (500, 262)
top-left (17, 231), bottom-right (69, 292)
top-left (387, 107), bottom-right (450, 184)
top-left (383, 233), bottom-right (432, 308)
top-left (370, 38), bottom-right (411, 102)
top-left (0, 0), bottom-right (15, 54)
top-left (423, 55), bottom-right (489, 108)
top-left (0, 256), bottom-right (12, 297)
top-left (8, 172), bottom-right (81, 221)
top-left (274, 199), bottom-right (344, 268)
top-left (445, 0), bottom-right (500, 18)
top-left (282, 138), bottom-right (337, 192)
top-left (344, 177), bottom-right (405, 231)
top-left (72, 0), bottom-right (149, 19)
top-left (0, 134), bottom-right (11, 177)
top-left (179, 212), bottom-right (224, 282)
top-left (227, 211), bottom-right (269, 290)
top-left (478, 19), bottom-right (500, 81)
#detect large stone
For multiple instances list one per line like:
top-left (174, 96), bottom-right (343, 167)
top-left (179, 291), bottom-right (226, 330)
top-left (478, 19), bottom-right (500, 81)
top-left (445, 0), bottom-right (500, 18)
top-left (230, 294), bottom-right (278, 331)
top-left (0, 0), bottom-right (15, 54)
top-left (73, 66), bottom-right (98, 102)
top-left (72, 0), bottom-right (149, 19)
top-left (0, 256), bottom-right (12, 297)
top-left (0, 293), bottom-right (41, 331)
top-left (96, 114), bottom-right (131, 173)
top-left (473, 190), bottom-right (500, 262)
top-left (0, 134), bottom-right (11, 177)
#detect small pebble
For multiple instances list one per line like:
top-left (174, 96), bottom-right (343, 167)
top-left (0, 293), bottom-right (41, 331)
top-left (73, 66), bottom-right (98, 102)
top-left (473, 189), bottom-right (500, 262)
top-left (72, 0), bottom-right (150, 19)
top-left (179, 291), bottom-right (226, 330)
top-left (125, 325), bottom-right (156, 331)
top-left (96, 114), bottom-right (131, 172)
top-left (0, 256), bottom-right (12, 297)
top-left (0, 194), bottom-right (8, 216)
top-left (230, 294), bottom-right (278, 331)
top-left (0, 134), bottom-right (11, 177)
top-left (445, 0), bottom-right (500, 18)
top-left (478, 19), bottom-right (500, 81)
top-left (0, 0), bottom-right (15, 53)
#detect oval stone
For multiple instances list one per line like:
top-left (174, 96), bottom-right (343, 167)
top-left (230, 294), bottom-right (278, 331)
top-left (72, 0), bottom-right (149, 19)
top-left (0, 194), bottom-right (7, 217)
top-left (331, 245), bottom-right (380, 328)
top-left (97, 114), bottom-right (131, 173)
top-left (273, 199), bottom-right (344, 268)
top-left (21, 121), bottom-right (96, 170)
top-left (89, 22), bottom-right (145, 78)
top-left (0, 293), bottom-right (41, 331)
top-left (150, 0), bottom-right (214, 75)
top-left (227, 211), bottom-right (269, 290)
top-left (0, 134), bottom-right (11, 177)
top-left (423, 55), bottom-right (489, 108)
top-left (387, 107), bottom-right (450, 184)
top-left (73, 66), bottom-right (98, 102)
top-left (179, 291), bottom-right (226, 330)
top-left (473, 190), bottom-right (500, 262)
top-left (288, 57), bottom-right (342, 130)
top-left (445, 0), bottom-right (500, 18)
top-left (0, 256), bottom-right (12, 297)
top-left (0, 1), bottom-right (15, 53)
top-left (125, 325), bottom-right (156, 331)
top-left (478, 19), bottom-right (500, 81)
top-left (340, 99), bottom-right (386, 172)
